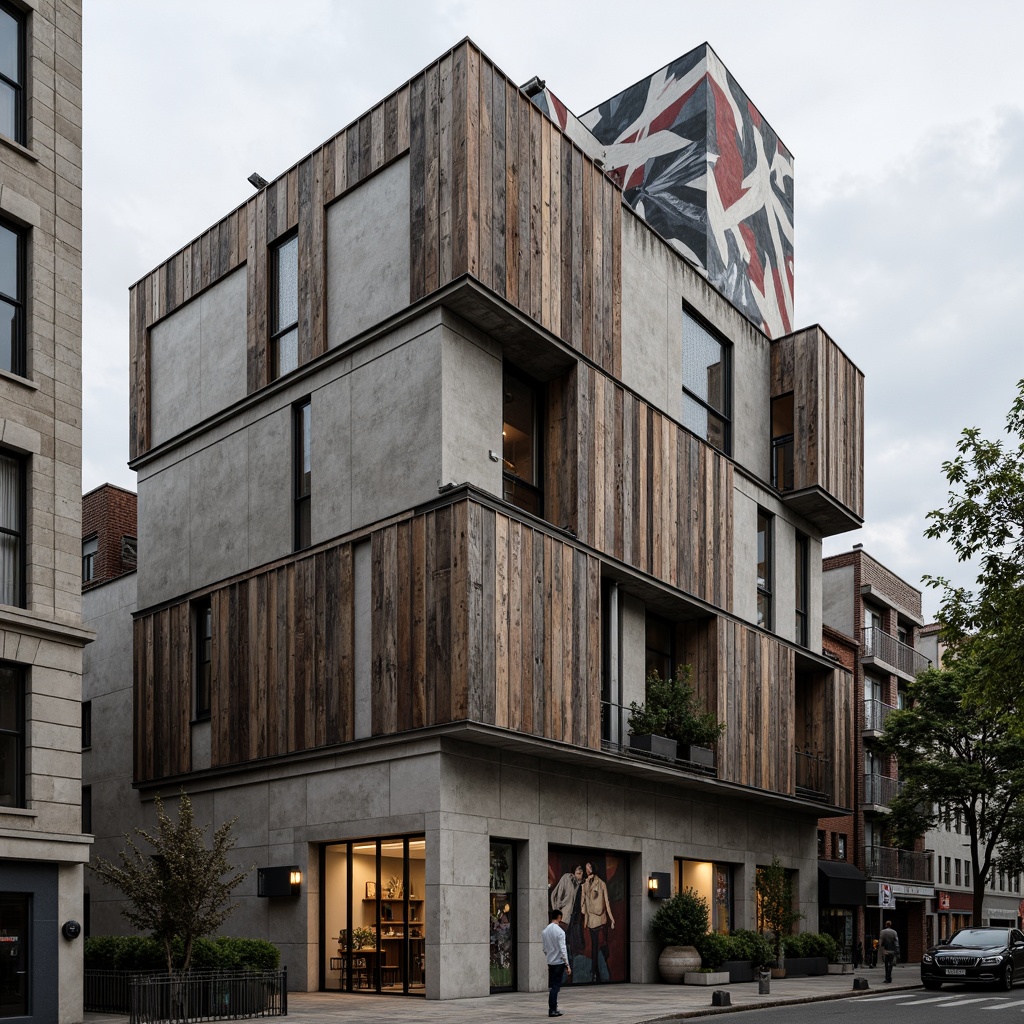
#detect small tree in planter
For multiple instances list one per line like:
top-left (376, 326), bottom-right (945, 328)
top-left (650, 887), bottom-right (709, 982)
top-left (628, 667), bottom-right (724, 764)
top-left (755, 857), bottom-right (802, 975)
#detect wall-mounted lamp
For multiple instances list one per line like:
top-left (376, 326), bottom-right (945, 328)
top-left (647, 872), bottom-right (671, 899)
top-left (257, 866), bottom-right (302, 898)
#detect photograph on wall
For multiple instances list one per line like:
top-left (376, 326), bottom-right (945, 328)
top-left (548, 845), bottom-right (628, 984)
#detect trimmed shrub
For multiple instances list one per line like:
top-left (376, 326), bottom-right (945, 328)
top-left (729, 929), bottom-right (775, 968)
top-left (651, 888), bottom-right (709, 947)
top-left (85, 935), bottom-right (280, 973)
top-left (695, 931), bottom-right (732, 970)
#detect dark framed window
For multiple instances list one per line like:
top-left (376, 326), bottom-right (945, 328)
top-left (270, 233), bottom-right (298, 380)
top-left (294, 398), bottom-right (311, 551)
top-left (82, 535), bottom-right (98, 583)
top-left (644, 613), bottom-right (674, 682)
top-left (489, 840), bottom-right (516, 992)
top-left (0, 661), bottom-right (24, 808)
top-left (836, 834), bottom-right (846, 861)
top-left (0, 2), bottom-right (24, 145)
top-left (757, 510), bottom-right (772, 629)
top-left (194, 597), bottom-right (212, 721)
top-left (794, 531), bottom-right (808, 646)
top-left (817, 830), bottom-right (825, 858)
top-left (81, 699), bottom-right (91, 749)
top-left (682, 308), bottom-right (730, 454)
top-left (0, 448), bottom-right (24, 607)
top-left (771, 392), bottom-right (794, 491)
top-left (501, 365), bottom-right (543, 517)
top-left (121, 535), bottom-right (137, 566)
top-left (0, 218), bottom-right (25, 376)
top-left (82, 784), bottom-right (92, 834)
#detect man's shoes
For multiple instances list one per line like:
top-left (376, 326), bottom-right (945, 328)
top-left (549, 1012), bottom-right (563, 1017)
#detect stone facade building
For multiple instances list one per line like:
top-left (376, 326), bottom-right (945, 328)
top-left (0, 2), bottom-right (90, 1022)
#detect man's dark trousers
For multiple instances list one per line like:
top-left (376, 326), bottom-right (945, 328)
top-left (548, 964), bottom-right (566, 1013)
top-left (884, 952), bottom-right (896, 983)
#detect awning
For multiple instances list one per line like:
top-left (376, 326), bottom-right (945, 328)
top-left (818, 860), bottom-right (867, 907)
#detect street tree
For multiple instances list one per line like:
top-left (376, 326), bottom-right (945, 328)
top-left (92, 790), bottom-right (248, 974)
top-left (755, 856), bottom-right (802, 965)
top-left (878, 657), bottom-right (1024, 922)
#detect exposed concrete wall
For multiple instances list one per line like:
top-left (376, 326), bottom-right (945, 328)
top-left (620, 593), bottom-right (646, 712)
top-left (822, 564), bottom-right (856, 637)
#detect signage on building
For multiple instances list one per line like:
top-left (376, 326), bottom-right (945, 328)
top-left (888, 883), bottom-right (935, 898)
top-left (880, 883), bottom-right (894, 908)
top-left (939, 891), bottom-right (950, 910)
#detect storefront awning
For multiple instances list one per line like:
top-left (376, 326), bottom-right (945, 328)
top-left (818, 860), bottom-right (867, 907)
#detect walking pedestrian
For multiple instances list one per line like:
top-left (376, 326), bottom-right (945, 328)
top-left (879, 920), bottom-right (900, 983)
top-left (854, 940), bottom-right (863, 970)
top-left (542, 909), bottom-right (572, 1017)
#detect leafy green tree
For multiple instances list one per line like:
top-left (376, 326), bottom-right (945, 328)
top-left (92, 790), bottom-right (249, 975)
top-left (755, 856), bottom-right (802, 963)
top-left (878, 659), bottom-right (1024, 921)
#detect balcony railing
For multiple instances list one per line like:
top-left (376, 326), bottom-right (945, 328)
top-left (795, 750), bottom-right (831, 799)
top-left (600, 701), bottom-right (717, 775)
top-left (863, 698), bottom-right (896, 734)
top-left (863, 627), bottom-right (931, 678)
top-left (865, 844), bottom-right (933, 883)
top-left (864, 773), bottom-right (902, 808)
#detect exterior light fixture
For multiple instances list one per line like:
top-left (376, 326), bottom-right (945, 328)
top-left (248, 172), bottom-right (269, 190)
top-left (647, 872), bottom-right (671, 899)
top-left (257, 866), bottom-right (302, 898)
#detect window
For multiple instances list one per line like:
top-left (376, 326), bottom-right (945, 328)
top-left (81, 700), bottom-right (91, 749)
top-left (121, 535), bottom-right (137, 566)
top-left (270, 233), bottom-right (298, 380)
top-left (771, 392), bottom-right (794, 490)
top-left (0, 662), bottom-right (23, 807)
top-left (837, 835), bottom-right (846, 860)
top-left (294, 398), bottom-right (311, 551)
top-left (682, 309), bottom-right (730, 453)
top-left (965, 862), bottom-right (970, 888)
top-left (944, 857), bottom-right (951, 885)
top-left (817, 830), bottom-right (825, 858)
top-left (0, 2), bottom-right (23, 144)
top-left (0, 218), bottom-right (24, 376)
top-left (794, 532), bottom-right (808, 645)
top-left (194, 597), bottom-right (212, 720)
top-left (82, 784), bottom-right (92, 833)
top-left (82, 535), bottom-right (98, 582)
top-left (644, 613), bottom-right (674, 682)
top-left (0, 448), bottom-right (23, 607)
top-left (955, 859), bottom-right (961, 886)
top-left (757, 510), bottom-right (772, 628)
top-left (501, 366), bottom-right (543, 516)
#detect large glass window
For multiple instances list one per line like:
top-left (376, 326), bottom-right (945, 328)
top-left (0, 220), bottom-right (23, 378)
top-left (644, 613), bottom-right (673, 682)
top-left (193, 597), bottom-right (212, 721)
top-left (0, 3), bottom-right (23, 145)
top-left (682, 309), bottom-right (730, 454)
top-left (0, 892), bottom-right (29, 1017)
top-left (489, 841), bottom-right (516, 992)
top-left (294, 399), bottom-right (311, 550)
top-left (771, 393), bottom-right (794, 491)
top-left (0, 450), bottom-right (23, 607)
top-left (271, 234), bottom-right (298, 380)
top-left (502, 366), bottom-right (543, 516)
top-left (0, 662), bottom-right (23, 808)
top-left (794, 532), bottom-right (808, 645)
top-left (676, 859), bottom-right (733, 934)
top-left (757, 510), bottom-right (772, 629)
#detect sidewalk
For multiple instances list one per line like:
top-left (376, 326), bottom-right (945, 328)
top-left (85, 964), bottom-right (921, 1023)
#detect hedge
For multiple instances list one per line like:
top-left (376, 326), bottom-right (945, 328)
top-left (84, 935), bottom-right (280, 973)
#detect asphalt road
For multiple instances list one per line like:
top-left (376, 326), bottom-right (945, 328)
top-left (706, 987), bottom-right (1024, 1021)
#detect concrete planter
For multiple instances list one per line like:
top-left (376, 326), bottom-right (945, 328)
top-left (684, 971), bottom-right (730, 986)
top-left (657, 946), bottom-right (701, 983)
top-left (828, 963), bottom-right (853, 974)
top-left (630, 734), bottom-right (677, 760)
top-left (783, 957), bottom-right (828, 977)
top-left (678, 744), bottom-right (715, 767)
top-left (722, 961), bottom-right (755, 983)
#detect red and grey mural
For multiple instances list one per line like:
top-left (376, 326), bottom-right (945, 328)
top-left (530, 44), bottom-right (795, 338)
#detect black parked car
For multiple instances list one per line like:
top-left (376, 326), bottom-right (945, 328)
top-left (921, 927), bottom-right (1024, 990)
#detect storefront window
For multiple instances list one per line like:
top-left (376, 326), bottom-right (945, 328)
top-left (489, 841), bottom-right (515, 992)
top-left (0, 893), bottom-right (28, 1018)
top-left (548, 846), bottom-right (628, 983)
top-left (675, 860), bottom-right (733, 934)
top-left (322, 835), bottom-right (425, 995)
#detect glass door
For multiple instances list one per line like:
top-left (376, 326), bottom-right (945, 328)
top-left (489, 841), bottom-right (515, 992)
top-left (0, 894), bottom-right (29, 1018)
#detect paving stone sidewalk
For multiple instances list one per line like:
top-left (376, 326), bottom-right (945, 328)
top-left (85, 963), bottom-right (921, 1023)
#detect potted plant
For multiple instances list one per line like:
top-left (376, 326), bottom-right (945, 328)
top-left (689, 931), bottom-right (731, 985)
top-left (628, 667), bottom-right (724, 765)
top-left (755, 857), bottom-right (802, 977)
top-left (651, 887), bottom-right (708, 983)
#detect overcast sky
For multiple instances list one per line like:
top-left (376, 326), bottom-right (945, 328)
top-left (82, 1), bottom-right (1024, 621)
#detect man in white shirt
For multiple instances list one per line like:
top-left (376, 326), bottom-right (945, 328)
top-left (542, 908), bottom-right (572, 1016)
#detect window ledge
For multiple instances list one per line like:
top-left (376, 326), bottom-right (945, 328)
top-left (0, 366), bottom-right (38, 390)
top-left (0, 806), bottom-right (37, 818)
top-left (0, 134), bottom-right (38, 162)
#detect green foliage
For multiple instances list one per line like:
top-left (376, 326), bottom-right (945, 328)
top-left (695, 931), bottom-right (732, 970)
top-left (782, 932), bottom-right (837, 962)
top-left (627, 667), bottom-right (725, 747)
top-left (84, 935), bottom-right (279, 972)
top-left (90, 790), bottom-right (249, 976)
top-left (338, 927), bottom-right (376, 951)
top-left (878, 658), bottom-right (1024, 920)
top-left (728, 930), bottom-right (775, 968)
top-left (650, 887), bottom-right (709, 947)
top-left (755, 857), bottom-right (802, 961)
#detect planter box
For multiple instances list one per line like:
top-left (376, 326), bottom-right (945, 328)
top-left (782, 957), bottom-right (828, 977)
top-left (684, 971), bottom-right (730, 986)
top-left (827, 963), bottom-right (853, 974)
top-left (630, 734), bottom-right (677, 759)
top-left (678, 744), bottom-right (715, 767)
top-left (722, 961), bottom-right (755, 983)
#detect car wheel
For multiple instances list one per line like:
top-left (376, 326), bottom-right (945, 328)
top-left (922, 979), bottom-right (942, 990)
top-left (1001, 964), bottom-right (1014, 991)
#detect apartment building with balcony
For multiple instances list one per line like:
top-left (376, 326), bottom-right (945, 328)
top-left (822, 546), bottom-right (932, 961)
top-left (88, 40), bottom-right (864, 998)
top-left (0, 2), bottom-right (91, 1022)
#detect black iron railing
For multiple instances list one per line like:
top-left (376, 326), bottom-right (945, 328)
top-left (864, 773), bottom-right (901, 807)
top-left (863, 628), bottom-right (931, 678)
top-left (865, 845), bottom-right (933, 883)
top-left (863, 697), bottom-right (896, 733)
top-left (795, 750), bottom-right (831, 798)
top-left (600, 701), bottom-right (717, 775)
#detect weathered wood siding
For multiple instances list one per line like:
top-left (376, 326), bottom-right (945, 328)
top-left (771, 326), bottom-right (864, 521)
top-left (130, 40), bottom-right (620, 459)
top-left (549, 366), bottom-right (733, 608)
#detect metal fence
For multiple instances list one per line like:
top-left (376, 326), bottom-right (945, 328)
top-left (794, 750), bottom-right (831, 798)
top-left (863, 627), bottom-right (931, 678)
top-left (865, 844), bottom-right (933, 883)
top-left (863, 697), bottom-right (896, 733)
top-left (864, 772), bottom-right (901, 807)
top-left (85, 968), bottom-right (287, 1023)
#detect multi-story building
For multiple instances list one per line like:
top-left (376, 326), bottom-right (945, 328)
top-left (822, 545), bottom-right (932, 962)
top-left (91, 40), bottom-right (864, 999)
top-left (0, 2), bottom-right (90, 1022)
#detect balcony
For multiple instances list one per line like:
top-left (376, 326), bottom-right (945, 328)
top-left (862, 627), bottom-right (931, 681)
top-left (865, 845), bottom-right (933, 884)
top-left (863, 697), bottom-right (896, 737)
top-left (600, 701), bottom-right (717, 777)
top-left (864, 772), bottom-right (902, 811)
top-left (795, 750), bottom-right (831, 799)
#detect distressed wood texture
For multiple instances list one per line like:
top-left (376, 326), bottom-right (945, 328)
top-left (133, 545), bottom-right (356, 783)
top-left (770, 325), bottom-right (865, 524)
top-left (371, 500), bottom-right (602, 748)
top-left (548, 365), bottom-right (734, 608)
top-left (409, 42), bottom-right (622, 374)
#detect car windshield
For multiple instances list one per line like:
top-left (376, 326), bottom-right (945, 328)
top-left (948, 928), bottom-right (1007, 947)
